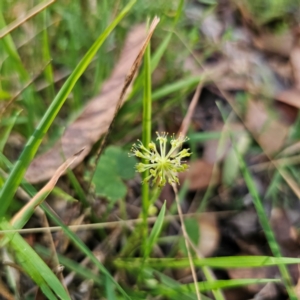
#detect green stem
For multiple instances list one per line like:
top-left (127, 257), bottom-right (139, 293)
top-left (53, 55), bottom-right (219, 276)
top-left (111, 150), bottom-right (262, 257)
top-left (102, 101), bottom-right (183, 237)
top-left (141, 34), bottom-right (152, 250)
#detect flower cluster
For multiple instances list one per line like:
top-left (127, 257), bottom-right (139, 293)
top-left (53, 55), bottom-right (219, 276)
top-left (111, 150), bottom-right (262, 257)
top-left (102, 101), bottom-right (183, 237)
top-left (130, 132), bottom-right (191, 187)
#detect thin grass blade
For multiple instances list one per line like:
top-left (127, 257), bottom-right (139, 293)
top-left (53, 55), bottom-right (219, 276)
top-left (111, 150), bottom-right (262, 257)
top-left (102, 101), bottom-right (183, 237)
top-left (0, 219), bottom-right (70, 299)
top-left (144, 201), bottom-right (166, 258)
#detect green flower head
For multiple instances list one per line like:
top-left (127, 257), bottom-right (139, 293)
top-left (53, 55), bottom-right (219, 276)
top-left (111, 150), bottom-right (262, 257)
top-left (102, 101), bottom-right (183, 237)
top-left (130, 132), bottom-right (191, 187)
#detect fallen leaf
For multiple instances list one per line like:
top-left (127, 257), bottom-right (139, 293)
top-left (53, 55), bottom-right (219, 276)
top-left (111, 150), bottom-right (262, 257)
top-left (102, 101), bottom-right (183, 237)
top-left (197, 214), bottom-right (220, 257)
top-left (276, 88), bottom-right (300, 109)
top-left (26, 19), bottom-right (159, 184)
top-left (228, 265), bottom-right (272, 294)
top-left (253, 31), bottom-right (293, 57)
top-left (179, 160), bottom-right (217, 190)
top-left (290, 38), bottom-right (300, 89)
top-left (270, 207), bottom-right (299, 282)
top-left (244, 100), bottom-right (289, 155)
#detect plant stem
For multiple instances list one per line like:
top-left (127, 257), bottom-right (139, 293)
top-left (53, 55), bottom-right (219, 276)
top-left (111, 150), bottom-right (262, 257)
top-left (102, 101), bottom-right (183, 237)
top-left (141, 32), bottom-right (152, 250)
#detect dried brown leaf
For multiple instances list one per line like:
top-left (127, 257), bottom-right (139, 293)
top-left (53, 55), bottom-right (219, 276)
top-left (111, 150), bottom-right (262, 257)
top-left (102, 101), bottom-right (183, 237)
top-left (290, 40), bottom-right (300, 89)
top-left (197, 214), bottom-right (219, 257)
top-left (228, 265), bottom-right (271, 294)
top-left (276, 88), bottom-right (300, 109)
top-left (270, 207), bottom-right (299, 282)
top-left (26, 19), bottom-right (159, 183)
top-left (253, 31), bottom-right (293, 57)
top-left (179, 160), bottom-right (217, 190)
top-left (244, 100), bottom-right (289, 155)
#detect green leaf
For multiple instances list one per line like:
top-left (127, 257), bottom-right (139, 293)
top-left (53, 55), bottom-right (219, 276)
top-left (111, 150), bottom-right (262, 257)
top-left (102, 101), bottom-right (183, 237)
top-left (0, 90), bottom-right (11, 100)
top-left (0, 110), bottom-right (21, 153)
top-left (184, 218), bottom-right (199, 246)
top-left (92, 146), bottom-right (136, 201)
top-left (157, 278), bottom-right (280, 295)
top-left (0, 219), bottom-right (70, 300)
top-left (145, 201), bottom-right (166, 258)
top-left (115, 256), bottom-right (300, 269)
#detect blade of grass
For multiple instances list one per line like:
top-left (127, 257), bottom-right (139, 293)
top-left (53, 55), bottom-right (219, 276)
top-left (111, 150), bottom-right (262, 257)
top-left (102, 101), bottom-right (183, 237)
top-left (0, 219), bottom-right (70, 300)
top-left (0, 0), bottom-right (137, 218)
top-left (115, 256), bottom-right (300, 269)
top-left (144, 201), bottom-right (166, 259)
top-left (42, 10), bottom-right (55, 99)
top-left (152, 76), bottom-right (203, 101)
top-left (141, 29), bottom-right (152, 255)
top-left (0, 110), bottom-right (21, 153)
top-left (128, 0), bottom-right (184, 100)
top-left (36, 245), bottom-right (103, 286)
top-left (157, 278), bottom-right (280, 296)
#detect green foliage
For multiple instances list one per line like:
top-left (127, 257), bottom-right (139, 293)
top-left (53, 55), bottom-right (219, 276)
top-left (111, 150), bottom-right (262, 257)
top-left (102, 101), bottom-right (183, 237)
top-left (144, 201), bottom-right (166, 258)
top-left (92, 146), bottom-right (137, 202)
top-left (184, 218), bottom-right (199, 246)
top-left (0, 219), bottom-right (70, 300)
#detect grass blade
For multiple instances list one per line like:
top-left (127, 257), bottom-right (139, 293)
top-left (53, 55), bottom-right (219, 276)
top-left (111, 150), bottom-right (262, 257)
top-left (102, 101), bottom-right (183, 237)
top-left (0, 111), bottom-right (21, 153)
top-left (141, 33), bottom-right (152, 253)
top-left (158, 278), bottom-right (280, 295)
top-left (0, 219), bottom-right (70, 299)
top-left (115, 256), bottom-right (300, 269)
top-left (144, 201), bottom-right (166, 259)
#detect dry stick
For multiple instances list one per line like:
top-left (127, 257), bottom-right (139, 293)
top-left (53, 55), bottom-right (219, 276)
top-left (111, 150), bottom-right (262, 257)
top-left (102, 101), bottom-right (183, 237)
top-left (172, 183), bottom-right (201, 300)
top-left (178, 83), bottom-right (202, 137)
top-left (0, 211), bottom-right (233, 234)
top-left (40, 213), bottom-right (71, 298)
top-left (250, 154), bottom-right (300, 173)
top-left (0, 0), bottom-right (56, 39)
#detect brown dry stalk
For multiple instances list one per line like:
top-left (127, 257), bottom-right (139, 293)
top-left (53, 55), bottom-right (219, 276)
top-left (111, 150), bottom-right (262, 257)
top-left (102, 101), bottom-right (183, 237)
top-left (0, 211), bottom-right (234, 234)
top-left (0, 0), bottom-right (56, 39)
top-left (171, 183), bottom-right (201, 300)
top-left (178, 83), bottom-right (202, 137)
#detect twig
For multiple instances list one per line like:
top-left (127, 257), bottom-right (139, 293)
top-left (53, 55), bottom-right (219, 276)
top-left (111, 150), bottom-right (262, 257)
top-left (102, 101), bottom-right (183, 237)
top-left (171, 183), bottom-right (201, 300)
top-left (0, 0), bottom-right (56, 39)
